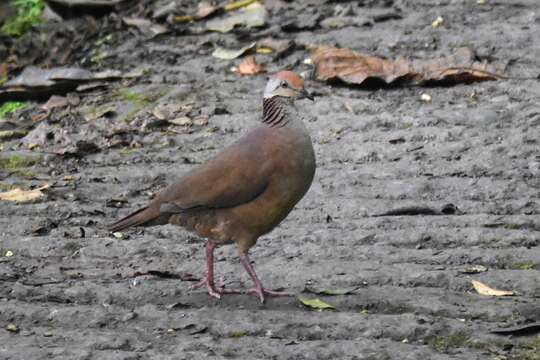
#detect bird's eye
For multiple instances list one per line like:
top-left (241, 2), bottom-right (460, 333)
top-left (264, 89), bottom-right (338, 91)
top-left (280, 81), bottom-right (287, 88)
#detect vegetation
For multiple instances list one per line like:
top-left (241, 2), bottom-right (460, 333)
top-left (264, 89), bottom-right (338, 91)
top-left (0, 154), bottom-right (39, 177)
top-left (428, 331), bottom-right (469, 352)
top-left (0, 101), bottom-right (28, 118)
top-left (1, 0), bottom-right (43, 37)
top-left (512, 338), bottom-right (540, 360)
top-left (512, 261), bottom-right (535, 270)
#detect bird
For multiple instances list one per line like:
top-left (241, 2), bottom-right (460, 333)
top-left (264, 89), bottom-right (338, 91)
top-left (108, 71), bottom-right (316, 303)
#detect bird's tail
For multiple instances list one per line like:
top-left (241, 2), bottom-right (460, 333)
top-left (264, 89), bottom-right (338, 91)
top-left (108, 206), bottom-right (160, 233)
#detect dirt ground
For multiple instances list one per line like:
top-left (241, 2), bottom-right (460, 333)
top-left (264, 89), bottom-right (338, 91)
top-left (1, 0), bottom-right (540, 359)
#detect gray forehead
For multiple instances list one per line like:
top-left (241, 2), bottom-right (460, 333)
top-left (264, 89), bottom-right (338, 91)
top-left (263, 77), bottom-right (283, 95)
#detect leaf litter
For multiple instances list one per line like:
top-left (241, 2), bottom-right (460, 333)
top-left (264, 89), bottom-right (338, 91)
top-left (212, 42), bottom-right (256, 60)
top-left (304, 286), bottom-right (359, 296)
top-left (0, 184), bottom-right (49, 203)
top-left (311, 46), bottom-right (505, 87)
top-left (298, 297), bottom-right (336, 310)
top-left (471, 280), bottom-right (515, 297)
top-left (0, 66), bottom-right (143, 101)
top-left (233, 56), bottom-right (266, 75)
top-left (205, 1), bottom-right (266, 33)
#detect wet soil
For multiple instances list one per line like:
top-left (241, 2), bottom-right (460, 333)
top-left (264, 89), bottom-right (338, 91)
top-left (1, 0), bottom-right (540, 359)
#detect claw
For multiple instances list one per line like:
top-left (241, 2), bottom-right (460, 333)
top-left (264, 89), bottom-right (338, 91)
top-left (191, 274), bottom-right (223, 299)
top-left (246, 287), bottom-right (291, 303)
top-left (239, 253), bottom-right (290, 303)
top-left (191, 242), bottom-right (290, 302)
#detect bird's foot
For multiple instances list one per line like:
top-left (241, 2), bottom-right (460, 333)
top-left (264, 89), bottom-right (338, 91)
top-left (191, 275), bottom-right (224, 299)
top-left (192, 275), bottom-right (247, 298)
top-left (246, 286), bottom-right (292, 303)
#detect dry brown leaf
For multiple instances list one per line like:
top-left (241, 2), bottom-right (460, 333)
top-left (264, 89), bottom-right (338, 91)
top-left (0, 184), bottom-right (49, 203)
top-left (234, 56), bottom-right (266, 75)
top-left (471, 280), bottom-right (514, 297)
top-left (311, 47), bottom-right (412, 84)
top-left (311, 46), bottom-right (505, 87)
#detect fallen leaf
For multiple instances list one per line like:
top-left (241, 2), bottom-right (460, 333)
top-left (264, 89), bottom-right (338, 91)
top-left (258, 38), bottom-right (296, 59)
top-left (312, 47), bottom-right (411, 85)
top-left (233, 56), bottom-right (266, 75)
top-left (471, 280), bottom-right (514, 296)
top-left (458, 265), bottom-right (488, 274)
top-left (81, 105), bottom-right (116, 121)
top-left (184, 324), bottom-right (208, 335)
top-left (169, 116), bottom-right (193, 126)
top-left (46, 0), bottom-right (124, 8)
top-left (420, 93), bottom-right (432, 102)
top-left (42, 95), bottom-right (69, 111)
top-left (206, 2), bottom-right (266, 33)
top-left (432, 16), bottom-right (444, 28)
top-left (388, 137), bottom-right (406, 144)
top-left (6, 324), bottom-right (19, 333)
top-left (193, 116), bottom-right (209, 126)
top-left (165, 302), bottom-right (191, 310)
top-left (304, 287), bottom-right (358, 296)
top-left (298, 297), bottom-right (335, 310)
top-left (229, 331), bottom-right (247, 338)
top-left (197, 2), bottom-right (218, 18)
top-left (223, 0), bottom-right (258, 12)
top-left (0, 184), bottom-right (49, 203)
top-left (491, 322), bottom-right (540, 335)
top-left (130, 270), bottom-right (197, 281)
top-left (372, 206), bottom-right (441, 217)
top-left (123, 17), bottom-right (169, 38)
top-left (171, 2), bottom-right (216, 23)
top-left (0, 130), bottom-right (27, 140)
top-left (256, 47), bottom-right (273, 54)
top-left (212, 42), bottom-right (256, 60)
top-left (171, 0), bottom-right (255, 23)
top-left (0, 66), bottom-right (142, 102)
top-left (311, 46), bottom-right (505, 87)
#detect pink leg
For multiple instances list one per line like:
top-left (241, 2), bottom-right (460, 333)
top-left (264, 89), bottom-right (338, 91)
top-left (191, 241), bottom-right (222, 299)
top-left (239, 253), bottom-right (291, 303)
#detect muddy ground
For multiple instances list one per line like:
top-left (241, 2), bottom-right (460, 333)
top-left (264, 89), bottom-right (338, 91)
top-left (1, 0), bottom-right (540, 359)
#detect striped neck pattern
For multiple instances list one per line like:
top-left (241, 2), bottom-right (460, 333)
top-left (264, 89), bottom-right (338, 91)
top-left (262, 97), bottom-right (289, 127)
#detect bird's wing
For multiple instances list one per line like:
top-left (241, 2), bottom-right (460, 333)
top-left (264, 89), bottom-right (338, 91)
top-left (155, 127), bottom-right (272, 213)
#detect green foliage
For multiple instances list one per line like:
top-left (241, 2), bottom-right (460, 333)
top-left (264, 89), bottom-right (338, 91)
top-left (1, 0), bottom-right (43, 37)
top-left (0, 154), bottom-right (38, 177)
top-left (0, 101), bottom-right (28, 118)
top-left (512, 338), bottom-right (540, 360)
top-left (512, 261), bottom-right (535, 270)
top-left (0, 182), bottom-right (17, 191)
top-left (428, 331), bottom-right (469, 352)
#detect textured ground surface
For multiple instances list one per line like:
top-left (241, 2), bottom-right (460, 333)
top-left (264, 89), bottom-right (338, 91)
top-left (1, 0), bottom-right (540, 359)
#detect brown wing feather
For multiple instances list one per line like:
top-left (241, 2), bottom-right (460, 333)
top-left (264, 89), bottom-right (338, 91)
top-left (152, 126), bottom-right (273, 213)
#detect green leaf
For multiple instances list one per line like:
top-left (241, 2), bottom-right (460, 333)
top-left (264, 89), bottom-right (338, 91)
top-left (228, 331), bottom-right (247, 338)
top-left (1, 0), bottom-right (43, 37)
top-left (297, 297), bottom-right (335, 310)
top-left (0, 101), bottom-right (28, 118)
top-left (304, 287), bottom-right (358, 296)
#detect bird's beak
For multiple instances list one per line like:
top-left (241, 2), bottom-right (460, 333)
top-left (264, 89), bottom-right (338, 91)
top-left (299, 89), bottom-right (315, 101)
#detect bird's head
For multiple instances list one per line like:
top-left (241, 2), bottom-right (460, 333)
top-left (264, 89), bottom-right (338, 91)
top-left (263, 71), bottom-right (314, 101)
